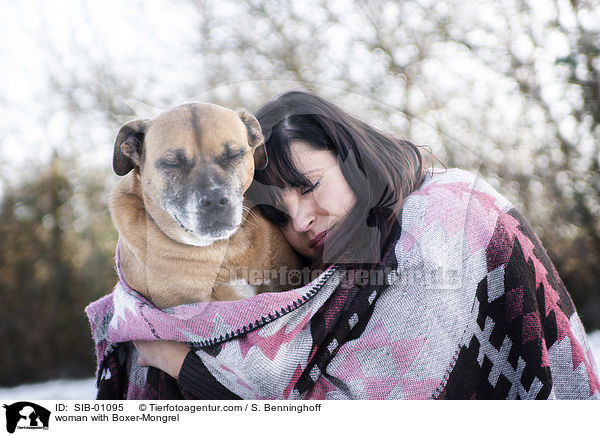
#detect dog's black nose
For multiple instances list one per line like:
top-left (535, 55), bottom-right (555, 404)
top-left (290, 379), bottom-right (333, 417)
top-left (199, 189), bottom-right (230, 209)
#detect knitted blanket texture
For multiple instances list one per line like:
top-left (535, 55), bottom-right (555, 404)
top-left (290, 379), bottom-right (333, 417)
top-left (86, 169), bottom-right (600, 399)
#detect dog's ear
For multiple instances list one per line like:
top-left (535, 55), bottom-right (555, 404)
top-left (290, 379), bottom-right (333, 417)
top-left (113, 119), bottom-right (149, 176)
top-left (238, 110), bottom-right (267, 170)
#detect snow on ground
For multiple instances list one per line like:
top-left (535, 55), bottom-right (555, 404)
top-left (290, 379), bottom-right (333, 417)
top-left (1, 331), bottom-right (600, 400)
top-left (0, 377), bottom-right (97, 400)
top-left (587, 329), bottom-right (600, 369)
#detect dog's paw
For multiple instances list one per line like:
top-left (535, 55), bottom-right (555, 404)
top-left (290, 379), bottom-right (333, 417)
top-left (213, 279), bottom-right (257, 300)
top-left (229, 279), bottom-right (258, 299)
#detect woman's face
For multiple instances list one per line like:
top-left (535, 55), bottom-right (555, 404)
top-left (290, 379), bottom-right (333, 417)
top-left (278, 141), bottom-right (357, 261)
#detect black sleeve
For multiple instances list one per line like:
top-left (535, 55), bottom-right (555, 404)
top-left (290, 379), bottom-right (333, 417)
top-left (177, 350), bottom-right (242, 400)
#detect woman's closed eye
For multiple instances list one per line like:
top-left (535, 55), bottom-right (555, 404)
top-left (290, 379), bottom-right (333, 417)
top-left (301, 180), bottom-right (321, 195)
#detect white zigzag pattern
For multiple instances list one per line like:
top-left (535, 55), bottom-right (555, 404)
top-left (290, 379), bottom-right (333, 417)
top-left (472, 301), bottom-right (544, 399)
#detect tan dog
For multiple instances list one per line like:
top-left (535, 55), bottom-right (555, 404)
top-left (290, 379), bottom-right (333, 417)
top-left (110, 103), bottom-right (302, 308)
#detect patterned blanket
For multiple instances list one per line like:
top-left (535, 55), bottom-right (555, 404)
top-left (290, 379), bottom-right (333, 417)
top-left (86, 168), bottom-right (600, 399)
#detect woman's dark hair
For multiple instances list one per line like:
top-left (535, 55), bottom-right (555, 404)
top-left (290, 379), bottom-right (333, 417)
top-left (251, 90), bottom-right (426, 265)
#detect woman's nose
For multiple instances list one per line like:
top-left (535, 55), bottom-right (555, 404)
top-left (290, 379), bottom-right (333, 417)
top-left (290, 209), bottom-right (315, 233)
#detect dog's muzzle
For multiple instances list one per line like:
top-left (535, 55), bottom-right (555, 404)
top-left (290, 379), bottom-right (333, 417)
top-left (198, 187), bottom-right (231, 211)
top-left (189, 187), bottom-right (243, 238)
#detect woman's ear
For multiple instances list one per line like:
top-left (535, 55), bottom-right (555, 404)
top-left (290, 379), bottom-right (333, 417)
top-left (112, 119), bottom-right (149, 176)
top-left (238, 110), bottom-right (267, 170)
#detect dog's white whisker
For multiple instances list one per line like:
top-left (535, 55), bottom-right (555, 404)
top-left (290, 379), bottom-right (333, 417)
top-left (242, 205), bottom-right (258, 218)
top-left (242, 206), bottom-right (260, 226)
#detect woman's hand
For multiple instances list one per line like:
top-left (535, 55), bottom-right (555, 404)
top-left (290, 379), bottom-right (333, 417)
top-left (133, 340), bottom-right (190, 380)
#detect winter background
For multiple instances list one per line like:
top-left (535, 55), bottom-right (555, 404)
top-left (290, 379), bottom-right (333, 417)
top-left (1, 0), bottom-right (599, 399)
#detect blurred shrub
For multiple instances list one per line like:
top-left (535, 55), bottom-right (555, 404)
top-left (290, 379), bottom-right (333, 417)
top-left (0, 156), bottom-right (117, 386)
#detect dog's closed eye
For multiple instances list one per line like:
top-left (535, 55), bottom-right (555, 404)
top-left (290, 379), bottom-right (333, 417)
top-left (217, 148), bottom-right (246, 167)
top-left (156, 149), bottom-right (191, 170)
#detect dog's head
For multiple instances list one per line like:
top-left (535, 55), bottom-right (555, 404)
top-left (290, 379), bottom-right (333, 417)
top-left (112, 103), bottom-right (266, 246)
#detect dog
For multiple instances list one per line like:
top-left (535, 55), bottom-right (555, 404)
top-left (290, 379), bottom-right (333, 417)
top-left (109, 103), bottom-right (302, 308)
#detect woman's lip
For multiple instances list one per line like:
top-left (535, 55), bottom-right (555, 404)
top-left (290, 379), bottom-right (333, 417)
top-left (309, 230), bottom-right (328, 249)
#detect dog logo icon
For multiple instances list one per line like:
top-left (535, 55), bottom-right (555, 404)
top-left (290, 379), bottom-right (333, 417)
top-left (3, 402), bottom-right (50, 433)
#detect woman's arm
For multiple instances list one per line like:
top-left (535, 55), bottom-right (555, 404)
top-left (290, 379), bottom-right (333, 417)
top-left (133, 340), bottom-right (189, 379)
top-left (133, 340), bottom-right (242, 399)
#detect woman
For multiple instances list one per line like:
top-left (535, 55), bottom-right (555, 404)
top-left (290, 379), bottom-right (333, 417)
top-left (92, 90), bottom-right (599, 399)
